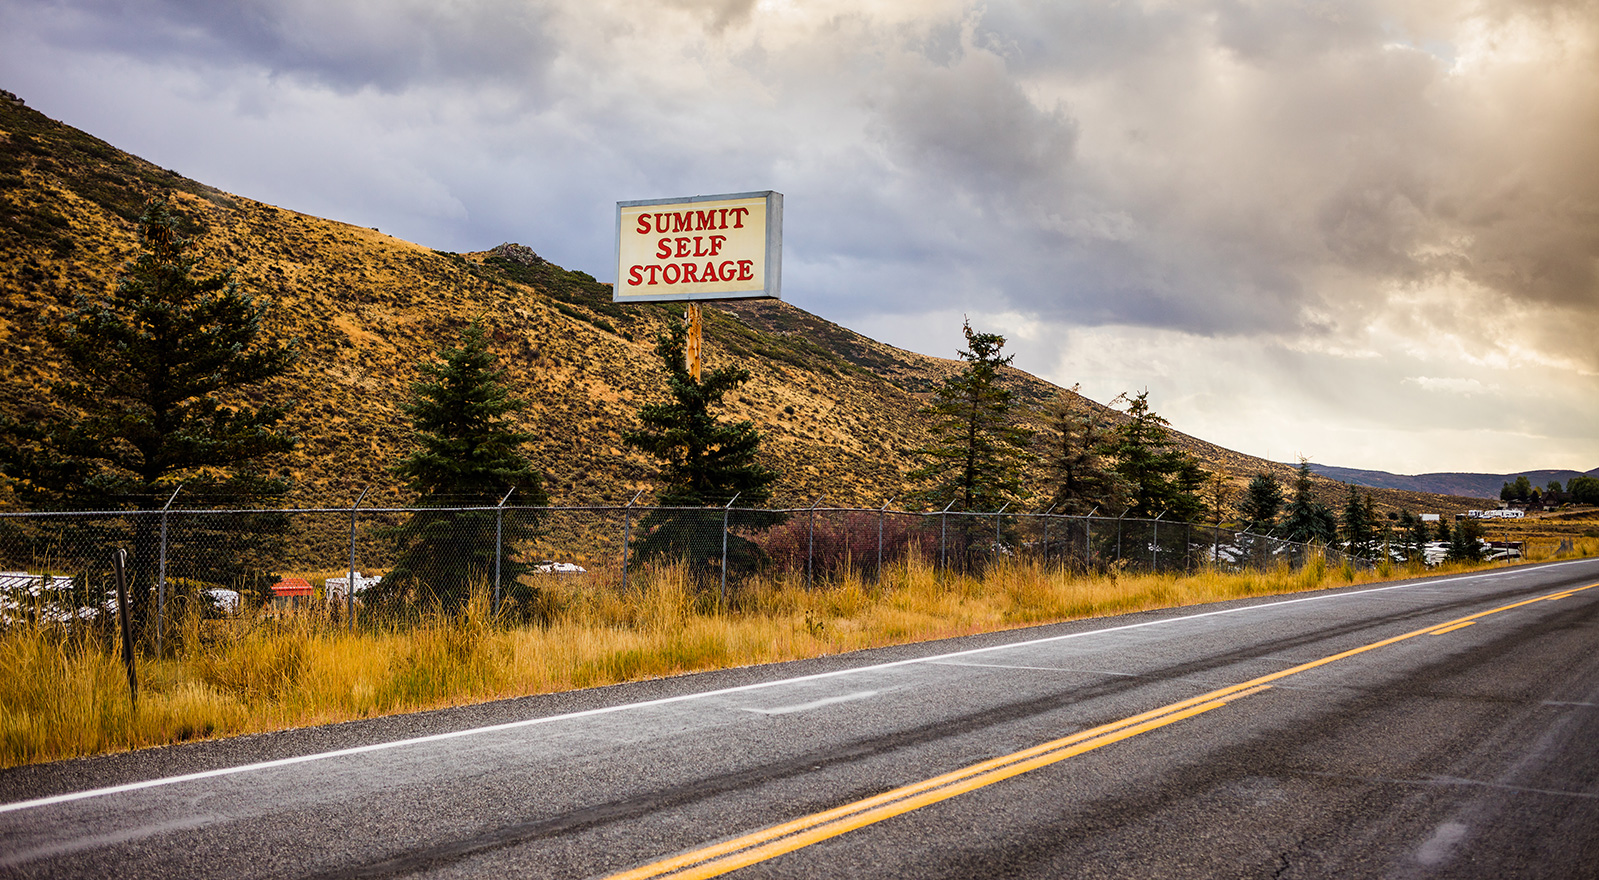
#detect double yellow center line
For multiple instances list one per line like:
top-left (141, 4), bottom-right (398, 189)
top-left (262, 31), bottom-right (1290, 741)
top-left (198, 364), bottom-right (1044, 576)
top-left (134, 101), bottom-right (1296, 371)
top-left (606, 582), bottom-right (1596, 880)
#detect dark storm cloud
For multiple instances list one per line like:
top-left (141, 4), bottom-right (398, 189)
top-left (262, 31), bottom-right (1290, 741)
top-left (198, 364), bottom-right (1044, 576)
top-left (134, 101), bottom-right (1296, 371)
top-left (23, 0), bottom-right (556, 92)
top-left (869, 0), bottom-right (1599, 359)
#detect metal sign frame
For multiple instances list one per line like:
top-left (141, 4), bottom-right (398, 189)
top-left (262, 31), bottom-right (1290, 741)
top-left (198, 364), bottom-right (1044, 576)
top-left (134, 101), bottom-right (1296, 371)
top-left (613, 190), bottom-right (782, 303)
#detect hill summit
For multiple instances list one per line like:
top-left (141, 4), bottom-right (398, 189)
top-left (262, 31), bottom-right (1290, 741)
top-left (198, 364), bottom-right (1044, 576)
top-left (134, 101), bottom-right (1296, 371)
top-left (0, 90), bottom-right (1481, 516)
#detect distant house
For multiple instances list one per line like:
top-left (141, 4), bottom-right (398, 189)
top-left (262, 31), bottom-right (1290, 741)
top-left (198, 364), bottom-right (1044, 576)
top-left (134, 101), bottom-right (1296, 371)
top-left (1467, 509), bottom-right (1524, 520)
top-left (324, 572), bottom-right (381, 605)
top-left (270, 577), bottom-right (314, 610)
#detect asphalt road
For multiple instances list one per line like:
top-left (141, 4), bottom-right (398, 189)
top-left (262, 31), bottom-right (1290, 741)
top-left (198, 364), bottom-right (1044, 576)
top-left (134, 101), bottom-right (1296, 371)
top-left (3, 559), bottom-right (1597, 879)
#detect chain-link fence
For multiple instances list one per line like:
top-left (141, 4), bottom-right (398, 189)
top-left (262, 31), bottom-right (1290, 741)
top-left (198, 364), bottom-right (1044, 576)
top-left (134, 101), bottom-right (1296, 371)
top-left (0, 503), bottom-right (1369, 639)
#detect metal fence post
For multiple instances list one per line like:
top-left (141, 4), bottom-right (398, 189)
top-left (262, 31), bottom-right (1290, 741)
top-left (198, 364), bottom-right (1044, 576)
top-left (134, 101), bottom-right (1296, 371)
top-left (994, 502), bottom-right (1009, 559)
top-left (806, 497), bottom-right (824, 589)
top-left (621, 489), bottom-right (644, 593)
top-left (494, 487), bottom-right (514, 615)
top-left (113, 548), bottom-right (137, 708)
top-left (1085, 507), bottom-right (1098, 570)
top-left (939, 500), bottom-right (957, 570)
top-left (877, 497), bottom-right (894, 578)
top-left (1152, 511), bottom-right (1164, 572)
top-left (348, 486), bottom-right (369, 631)
top-left (721, 493), bottom-right (740, 604)
top-left (155, 484), bottom-right (181, 658)
top-left (1040, 503), bottom-right (1056, 568)
top-left (1116, 511), bottom-right (1126, 564)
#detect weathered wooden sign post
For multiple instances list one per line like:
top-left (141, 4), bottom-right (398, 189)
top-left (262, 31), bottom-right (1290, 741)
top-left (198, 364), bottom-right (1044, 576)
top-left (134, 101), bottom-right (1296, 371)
top-left (614, 191), bottom-right (783, 377)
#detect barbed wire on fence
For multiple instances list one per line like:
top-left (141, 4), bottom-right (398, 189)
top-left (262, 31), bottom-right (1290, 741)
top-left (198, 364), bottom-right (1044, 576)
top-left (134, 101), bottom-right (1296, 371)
top-left (0, 503), bottom-right (1372, 642)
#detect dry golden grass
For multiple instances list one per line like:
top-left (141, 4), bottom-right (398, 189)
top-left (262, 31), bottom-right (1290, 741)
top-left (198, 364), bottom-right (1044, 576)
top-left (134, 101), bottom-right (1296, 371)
top-left (4, 540), bottom-right (1595, 769)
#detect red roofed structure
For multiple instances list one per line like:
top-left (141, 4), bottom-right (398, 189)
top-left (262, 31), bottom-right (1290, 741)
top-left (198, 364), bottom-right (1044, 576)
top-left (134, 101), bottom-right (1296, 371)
top-left (270, 577), bottom-right (314, 610)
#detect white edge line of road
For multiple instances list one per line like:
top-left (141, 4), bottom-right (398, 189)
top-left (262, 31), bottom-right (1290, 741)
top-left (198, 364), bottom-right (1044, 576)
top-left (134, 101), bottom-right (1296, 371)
top-left (4, 558), bottom-right (1593, 815)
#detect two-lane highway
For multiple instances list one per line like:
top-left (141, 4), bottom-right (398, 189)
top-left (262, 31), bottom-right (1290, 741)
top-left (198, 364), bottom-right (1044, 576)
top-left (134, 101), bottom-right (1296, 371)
top-left (3, 559), bottom-right (1597, 878)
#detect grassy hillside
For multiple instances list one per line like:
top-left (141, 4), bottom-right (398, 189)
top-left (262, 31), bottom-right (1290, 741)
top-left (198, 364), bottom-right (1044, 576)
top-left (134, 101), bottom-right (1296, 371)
top-left (0, 89), bottom-right (1486, 518)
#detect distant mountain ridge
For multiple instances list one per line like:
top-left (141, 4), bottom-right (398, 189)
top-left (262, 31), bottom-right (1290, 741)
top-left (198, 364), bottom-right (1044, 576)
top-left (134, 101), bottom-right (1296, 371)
top-left (1304, 464), bottom-right (1599, 501)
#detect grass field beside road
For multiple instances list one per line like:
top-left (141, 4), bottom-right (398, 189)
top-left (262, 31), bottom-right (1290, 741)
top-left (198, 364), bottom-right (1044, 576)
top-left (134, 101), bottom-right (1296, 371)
top-left (3, 537), bottom-right (1595, 769)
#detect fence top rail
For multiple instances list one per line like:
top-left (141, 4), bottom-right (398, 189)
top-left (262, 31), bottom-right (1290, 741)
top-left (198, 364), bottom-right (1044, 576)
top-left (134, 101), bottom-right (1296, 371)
top-left (0, 505), bottom-right (1369, 564)
top-left (1, 505), bottom-right (1188, 519)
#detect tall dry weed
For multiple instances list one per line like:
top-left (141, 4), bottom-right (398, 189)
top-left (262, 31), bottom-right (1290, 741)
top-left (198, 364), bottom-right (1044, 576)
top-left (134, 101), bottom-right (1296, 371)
top-left (2, 541), bottom-right (1591, 767)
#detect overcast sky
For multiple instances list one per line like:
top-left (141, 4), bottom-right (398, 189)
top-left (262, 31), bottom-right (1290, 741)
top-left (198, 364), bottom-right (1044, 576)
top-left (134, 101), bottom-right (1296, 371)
top-left (4, 0), bottom-right (1596, 475)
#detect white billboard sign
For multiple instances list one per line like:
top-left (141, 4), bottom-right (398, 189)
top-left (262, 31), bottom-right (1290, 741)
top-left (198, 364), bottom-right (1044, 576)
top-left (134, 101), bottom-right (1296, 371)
top-left (614, 191), bottom-right (782, 303)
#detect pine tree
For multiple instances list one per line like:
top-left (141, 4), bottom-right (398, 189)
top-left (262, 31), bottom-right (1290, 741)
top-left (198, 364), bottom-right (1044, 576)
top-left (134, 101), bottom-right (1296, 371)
top-left (1395, 510), bottom-right (1425, 562)
top-left (908, 320), bottom-right (1034, 513)
top-left (1205, 472), bottom-right (1232, 529)
top-left (380, 322), bottom-right (547, 612)
top-left (1239, 472), bottom-right (1284, 532)
top-left (1099, 390), bottom-right (1204, 520)
top-left (0, 195), bottom-right (296, 641)
top-left (623, 318), bottom-right (778, 570)
top-left (1368, 496), bottom-right (1387, 560)
top-left (1039, 384), bottom-right (1121, 515)
top-left (1340, 484), bottom-right (1373, 558)
top-left (1447, 517), bottom-right (1485, 562)
top-left (1281, 459), bottom-right (1338, 544)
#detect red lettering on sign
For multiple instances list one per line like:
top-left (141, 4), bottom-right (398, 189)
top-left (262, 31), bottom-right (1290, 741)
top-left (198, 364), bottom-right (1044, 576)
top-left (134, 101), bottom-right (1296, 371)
top-left (662, 263), bottom-right (681, 284)
top-left (628, 265), bottom-right (644, 286)
top-left (737, 260), bottom-right (754, 281)
top-left (701, 261), bottom-right (719, 281)
top-left (674, 237), bottom-right (691, 258)
top-left (644, 265), bottom-right (661, 285)
top-left (636, 215), bottom-right (652, 235)
top-left (730, 207), bottom-right (750, 229)
top-left (718, 260), bottom-right (735, 280)
top-left (709, 235), bottom-right (726, 256)
top-left (656, 238), bottom-right (673, 259)
top-left (694, 210), bottom-right (716, 231)
top-left (681, 263), bottom-right (700, 283)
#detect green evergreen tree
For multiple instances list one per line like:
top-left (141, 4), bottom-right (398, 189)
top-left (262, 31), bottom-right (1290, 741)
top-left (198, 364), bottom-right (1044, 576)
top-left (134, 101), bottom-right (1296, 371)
top-left (1395, 510), bottom-right (1427, 562)
top-left (1039, 384), bottom-right (1122, 515)
top-left (623, 319), bottom-right (778, 571)
top-left (0, 195), bottom-right (296, 641)
top-left (1447, 517), bottom-right (1485, 562)
top-left (1569, 475), bottom-right (1599, 505)
top-left (1281, 459), bottom-right (1338, 544)
top-left (379, 322), bottom-right (548, 612)
top-left (1239, 472), bottom-right (1285, 532)
top-left (908, 320), bottom-right (1034, 513)
top-left (1340, 484), bottom-right (1374, 558)
top-left (1205, 471), bottom-right (1232, 529)
top-left (1099, 390), bottom-right (1204, 520)
top-left (1372, 499), bottom-right (1391, 560)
